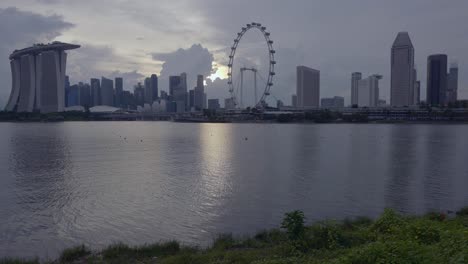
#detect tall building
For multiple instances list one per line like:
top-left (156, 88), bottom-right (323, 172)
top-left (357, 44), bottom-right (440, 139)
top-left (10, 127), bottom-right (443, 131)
top-left (291, 95), bottom-right (297, 107)
top-left (390, 32), bottom-right (415, 107)
top-left (169, 73), bottom-right (188, 112)
top-left (144, 77), bottom-right (152, 104)
top-left (194, 74), bottom-right (205, 110)
top-left (296, 66), bottom-right (320, 108)
top-left (413, 69), bottom-right (421, 105)
top-left (208, 99), bottom-right (220, 110)
top-left (115, 77), bottom-right (123, 108)
top-left (189, 89), bottom-right (195, 110)
top-left (321, 96), bottom-right (345, 108)
top-left (5, 42), bottom-right (80, 113)
top-left (100, 77), bottom-right (114, 106)
top-left (90, 78), bottom-right (101, 106)
top-left (357, 74), bottom-right (382, 107)
top-left (447, 63), bottom-right (458, 104)
top-left (426, 54), bottom-right (448, 106)
top-left (67, 84), bottom-right (80, 107)
top-left (64, 75), bottom-right (70, 107)
top-left (134, 82), bottom-right (145, 107)
top-left (79, 82), bottom-right (91, 108)
top-left (351, 72), bottom-right (362, 106)
top-left (150, 74), bottom-right (158, 101)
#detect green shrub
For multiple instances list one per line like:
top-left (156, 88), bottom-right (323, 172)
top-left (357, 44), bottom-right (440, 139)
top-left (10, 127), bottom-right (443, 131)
top-left (371, 208), bottom-right (406, 235)
top-left (213, 233), bottom-right (236, 250)
top-left (59, 245), bottom-right (91, 263)
top-left (281, 211), bottom-right (306, 241)
top-left (425, 211), bottom-right (447, 221)
top-left (456, 207), bottom-right (468, 217)
top-left (408, 221), bottom-right (440, 245)
top-left (0, 259), bottom-right (39, 264)
top-left (307, 222), bottom-right (349, 250)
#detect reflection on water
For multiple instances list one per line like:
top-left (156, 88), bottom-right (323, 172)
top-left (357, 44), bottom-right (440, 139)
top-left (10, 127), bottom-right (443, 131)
top-left (0, 122), bottom-right (468, 259)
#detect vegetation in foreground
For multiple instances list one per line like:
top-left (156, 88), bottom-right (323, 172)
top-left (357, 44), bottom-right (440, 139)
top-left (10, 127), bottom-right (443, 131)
top-left (2, 207), bottom-right (468, 264)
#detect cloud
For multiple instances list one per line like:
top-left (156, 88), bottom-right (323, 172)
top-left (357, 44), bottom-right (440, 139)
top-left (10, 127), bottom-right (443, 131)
top-left (0, 7), bottom-right (74, 107)
top-left (153, 44), bottom-right (215, 90)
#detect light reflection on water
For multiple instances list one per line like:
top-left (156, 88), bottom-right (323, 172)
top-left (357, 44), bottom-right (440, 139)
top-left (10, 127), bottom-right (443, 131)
top-left (0, 122), bottom-right (467, 259)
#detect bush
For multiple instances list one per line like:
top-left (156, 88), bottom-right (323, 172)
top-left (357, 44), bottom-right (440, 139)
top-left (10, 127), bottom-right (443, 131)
top-left (281, 211), bottom-right (306, 241)
top-left (408, 221), bottom-right (440, 245)
top-left (371, 208), bottom-right (405, 235)
top-left (59, 245), bottom-right (90, 263)
top-left (456, 207), bottom-right (468, 217)
top-left (307, 222), bottom-right (349, 250)
top-left (213, 233), bottom-right (236, 250)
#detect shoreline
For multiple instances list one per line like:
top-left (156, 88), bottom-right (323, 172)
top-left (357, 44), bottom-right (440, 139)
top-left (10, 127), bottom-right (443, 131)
top-left (3, 207), bottom-right (468, 264)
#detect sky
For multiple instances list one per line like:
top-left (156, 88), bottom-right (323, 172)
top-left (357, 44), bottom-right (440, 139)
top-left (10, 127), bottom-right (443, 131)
top-left (0, 0), bottom-right (467, 107)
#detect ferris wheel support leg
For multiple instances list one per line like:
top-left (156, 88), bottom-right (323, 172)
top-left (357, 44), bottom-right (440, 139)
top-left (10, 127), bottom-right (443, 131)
top-left (240, 70), bottom-right (244, 109)
top-left (254, 71), bottom-right (258, 107)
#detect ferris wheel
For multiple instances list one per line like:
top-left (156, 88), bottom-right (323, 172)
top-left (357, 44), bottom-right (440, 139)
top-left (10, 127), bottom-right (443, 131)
top-left (227, 22), bottom-right (276, 109)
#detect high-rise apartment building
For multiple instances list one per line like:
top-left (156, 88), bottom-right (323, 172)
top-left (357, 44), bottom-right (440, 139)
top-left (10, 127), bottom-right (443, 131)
top-left (194, 74), bottom-right (205, 110)
top-left (150, 74), bottom-right (158, 101)
top-left (115, 77), bottom-right (123, 108)
top-left (90, 78), bottom-right (101, 106)
top-left (447, 63), bottom-right (458, 104)
top-left (296, 66), bottom-right (320, 108)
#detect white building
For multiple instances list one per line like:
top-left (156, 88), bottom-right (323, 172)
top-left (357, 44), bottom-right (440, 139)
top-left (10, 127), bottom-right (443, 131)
top-left (296, 66), bottom-right (320, 108)
top-left (358, 74), bottom-right (382, 107)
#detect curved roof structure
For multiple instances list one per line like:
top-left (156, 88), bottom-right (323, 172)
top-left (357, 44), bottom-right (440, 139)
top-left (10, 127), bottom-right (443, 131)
top-left (90, 105), bottom-right (121, 113)
top-left (10, 41), bottom-right (80, 60)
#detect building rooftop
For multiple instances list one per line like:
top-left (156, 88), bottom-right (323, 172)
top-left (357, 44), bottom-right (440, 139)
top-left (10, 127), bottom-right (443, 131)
top-left (10, 41), bottom-right (80, 60)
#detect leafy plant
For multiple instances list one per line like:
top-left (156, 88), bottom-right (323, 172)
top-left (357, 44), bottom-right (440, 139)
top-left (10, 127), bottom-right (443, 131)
top-left (281, 210), bottom-right (306, 241)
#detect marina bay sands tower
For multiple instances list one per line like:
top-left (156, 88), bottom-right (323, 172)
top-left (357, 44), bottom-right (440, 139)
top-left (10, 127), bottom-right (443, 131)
top-left (5, 42), bottom-right (80, 113)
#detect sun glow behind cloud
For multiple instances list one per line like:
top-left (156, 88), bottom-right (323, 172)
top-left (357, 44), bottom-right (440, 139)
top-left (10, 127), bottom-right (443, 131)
top-left (208, 63), bottom-right (229, 81)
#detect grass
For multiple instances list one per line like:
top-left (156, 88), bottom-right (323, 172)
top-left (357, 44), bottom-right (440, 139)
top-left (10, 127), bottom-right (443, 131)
top-left (4, 206), bottom-right (468, 263)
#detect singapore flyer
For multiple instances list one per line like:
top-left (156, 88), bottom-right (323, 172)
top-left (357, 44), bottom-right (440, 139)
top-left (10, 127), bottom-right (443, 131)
top-left (227, 22), bottom-right (276, 109)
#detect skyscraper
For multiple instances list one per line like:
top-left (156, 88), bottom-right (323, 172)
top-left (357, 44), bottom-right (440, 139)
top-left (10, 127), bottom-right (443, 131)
top-left (291, 95), bottom-right (297, 107)
top-left (390, 32), bottom-right (415, 107)
top-left (5, 42), bottom-right (80, 113)
top-left (134, 82), bottom-right (145, 107)
top-left (447, 63), bottom-right (458, 104)
top-left (351, 72), bottom-right (362, 106)
top-left (413, 69), bottom-right (421, 105)
top-left (169, 73), bottom-right (188, 112)
top-left (150, 74), bottom-right (158, 101)
top-left (357, 74), bottom-right (382, 107)
top-left (426, 54), bottom-right (448, 106)
top-left (194, 74), bottom-right (205, 110)
top-left (296, 66), bottom-right (320, 108)
top-left (79, 82), bottom-right (91, 108)
top-left (100, 77), bottom-right (114, 106)
top-left (64, 75), bottom-right (70, 107)
top-left (115, 77), bottom-right (123, 108)
top-left (144, 77), bottom-right (152, 104)
top-left (90, 78), bottom-right (101, 106)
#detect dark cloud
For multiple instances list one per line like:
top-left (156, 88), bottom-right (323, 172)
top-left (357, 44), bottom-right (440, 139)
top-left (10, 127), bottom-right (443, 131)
top-left (0, 7), bottom-right (74, 107)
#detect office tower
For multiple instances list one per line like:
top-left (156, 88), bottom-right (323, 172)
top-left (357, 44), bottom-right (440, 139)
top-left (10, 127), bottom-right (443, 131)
top-left (296, 66), bottom-right (320, 108)
top-left (208, 99), bottom-right (220, 110)
top-left (90, 78), bottom-right (101, 106)
top-left (64, 75), bottom-right (70, 107)
top-left (67, 84), bottom-right (80, 107)
top-left (79, 83), bottom-right (91, 107)
top-left (150, 74), bottom-right (158, 101)
top-left (121, 90), bottom-right (135, 110)
top-left (134, 82), bottom-right (145, 107)
top-left (169, 73), bottom-right (188, 112)
top-left (351, 72), bottom-right (362, 106)
top-left (321, 96), bottom-right (345, 108)
top-left (100, 77), bottom-right (114, 106)
top-left (194, 74), bottom-right (205, 110)
top-left (144, 77), bottom-right (152, 104)
top-left (292, 95), bottom-right (297, 107)
top-left (115, 77), bottom-right (123, 108)
top-left (160, 90), bottom-right (169, 100)
top-left (413, 69), bottom-right (420, 105)
top-left (391, 32), bottom-right (415, 107)
top-left (357, 74), bottom-right (382, 107)
top-left (189, 89), bottom-right (195, 110)
top-left (427, 54), bottom-right (448, 106)
top-left (447, 63), bottom-right (458, 104)
top-left (5, 42), bottom-right (80, 113)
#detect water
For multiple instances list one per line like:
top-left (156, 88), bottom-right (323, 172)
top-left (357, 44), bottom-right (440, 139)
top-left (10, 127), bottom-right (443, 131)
top-left (0, 122), bottom-right (467, 259)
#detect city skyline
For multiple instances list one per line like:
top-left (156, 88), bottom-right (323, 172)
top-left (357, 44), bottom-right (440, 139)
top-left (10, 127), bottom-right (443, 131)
top-left (0, 1), bottom-right (467, 108)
